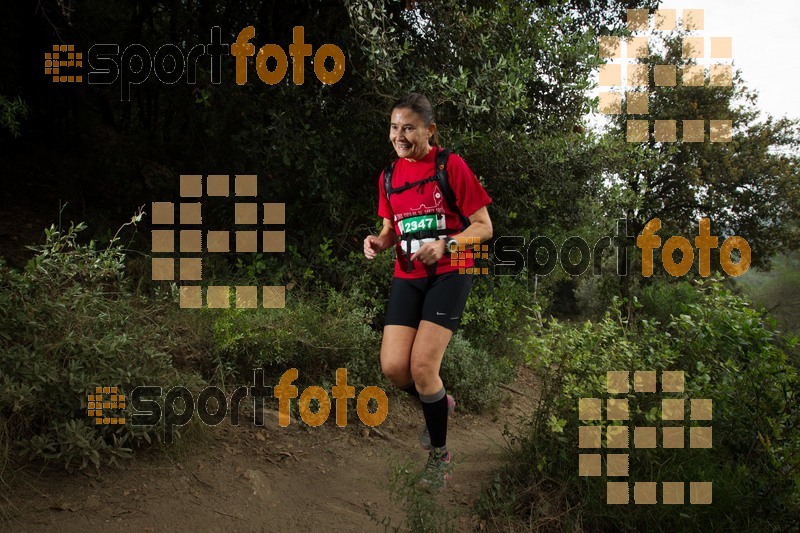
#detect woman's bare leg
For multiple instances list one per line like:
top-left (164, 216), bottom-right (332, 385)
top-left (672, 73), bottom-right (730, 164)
top-left (380, 325), bottom-right (418, 387)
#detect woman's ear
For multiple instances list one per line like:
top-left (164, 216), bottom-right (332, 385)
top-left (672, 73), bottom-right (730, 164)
top-left (428, 122), bottom-right (437, 145)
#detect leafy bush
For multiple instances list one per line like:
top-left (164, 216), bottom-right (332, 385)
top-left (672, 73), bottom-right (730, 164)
top-left (637, 280), bottom-right (702, 327)
top-left (0, 223), bottom-right (202, 472)
top-left (209, 286), bottom-right (510, 413)
top-left (737, 251), bottom-right (800, 335)
top-left (0, 94), bottom-right (28, 137)
top-left (369, 460), bottom-right (459, 533)
top-left (460, 274), bottom-right (534, 361)
top-left (439, 332), bottom-right (512, 412)
top-left (209, 288), bottom-right (386, 392)
top-left (480, 278), bottom-right (800, 531)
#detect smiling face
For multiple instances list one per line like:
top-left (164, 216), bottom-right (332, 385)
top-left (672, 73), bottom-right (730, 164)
top-left (390, 107), bottom-right (436, 161)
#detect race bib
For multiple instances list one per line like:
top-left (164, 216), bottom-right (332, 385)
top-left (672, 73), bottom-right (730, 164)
top-left (398, 214), bottom-right (445, 235)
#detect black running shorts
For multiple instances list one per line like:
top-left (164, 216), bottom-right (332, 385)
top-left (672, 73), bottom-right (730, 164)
top-left (384, 271), bottom-right (474, 331)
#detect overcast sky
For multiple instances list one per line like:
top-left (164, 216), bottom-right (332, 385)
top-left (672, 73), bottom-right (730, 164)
top-left (657, 0), bottom-right (800, 120)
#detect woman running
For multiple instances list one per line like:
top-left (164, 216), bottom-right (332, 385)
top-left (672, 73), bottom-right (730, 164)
top-left (363, 93), bottom-right (493, 489)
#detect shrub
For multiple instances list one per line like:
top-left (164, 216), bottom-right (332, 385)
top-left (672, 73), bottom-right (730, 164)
top-left (209, 287), bottom-right (511, 413)
top-left (439, 332), bottom-right (512, 412)
top-left (0, 223), bottom-right (202, 472)
top-left (480, 279), bottom-right (800, 531)
top-left (369, 460), bottom-right (459, 533)
top-left (208, 288), bottom-right (386, 392)
top-left (460, 274), bottom-right (534, 361)
top-left (637, 279), bottom-right (702, 327)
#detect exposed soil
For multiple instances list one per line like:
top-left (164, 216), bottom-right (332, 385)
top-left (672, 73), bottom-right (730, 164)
top-left (0, 368), bottom-right (538, 532)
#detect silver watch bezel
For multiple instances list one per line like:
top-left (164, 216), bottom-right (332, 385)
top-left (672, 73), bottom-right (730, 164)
top-left (446, 238), bottom-right (458, 254)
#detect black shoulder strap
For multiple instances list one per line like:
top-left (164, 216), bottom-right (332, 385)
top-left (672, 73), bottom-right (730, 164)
top-left (435, 149), bottom-right (471, 230)
top-left (383, 160), bottom-right (396, 204)
top-left (384, 148), bottom-right (471, 231)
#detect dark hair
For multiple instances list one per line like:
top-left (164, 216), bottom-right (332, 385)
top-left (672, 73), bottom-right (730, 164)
top-left (391, 93), bottom-right (439, 146)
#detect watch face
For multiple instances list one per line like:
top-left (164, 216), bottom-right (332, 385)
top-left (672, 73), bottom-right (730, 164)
top-left (447, 239), bottom-right (458, 253)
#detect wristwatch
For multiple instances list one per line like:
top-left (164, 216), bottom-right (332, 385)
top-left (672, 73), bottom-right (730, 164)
top-left (445, 237), bottom-right (459, 254)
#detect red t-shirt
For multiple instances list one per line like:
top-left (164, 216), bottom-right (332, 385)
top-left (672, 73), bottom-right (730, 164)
top-left (377, 146), bottom-right (492, 278)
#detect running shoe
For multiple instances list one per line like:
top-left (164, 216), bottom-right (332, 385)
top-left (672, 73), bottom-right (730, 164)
top-left (419, 447), bottom-right (452, 491)
top-left (419, 394), bottom-right (456, 450)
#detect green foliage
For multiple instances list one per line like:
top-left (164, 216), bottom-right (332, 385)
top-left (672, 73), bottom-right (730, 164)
top-left (460, 275), bottom-right (533, 358)
top-left (637, 280), bottom-right (703, 326)
top-left (0, 94), bottom-right (27, 138)
top-left (10, 0), bottom-right (660, 286)
top-left (481, 279), bottom-right (800, 531)
top-left (439, 332), bottom-right (511, 413)
top-left (0, 223), bottom-right (202, 472)
top-left (346, 0), bottom-right (643, 239)
top-left (601, 30), bottom-right (800, 270)
top-left (737, 251), bottom-right (800, 335)
top-left (369, 460), bottom-right (459, 533)
top-left (208, 286), bottom-right (509, 413)
top-left (209, 289), bottom-right (386, 391)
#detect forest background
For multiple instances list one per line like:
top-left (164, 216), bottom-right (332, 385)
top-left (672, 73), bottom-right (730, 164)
top-left (1, 0), bottom-right (799, 530)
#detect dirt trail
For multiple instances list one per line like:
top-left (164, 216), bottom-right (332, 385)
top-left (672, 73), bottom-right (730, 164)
top-left (1, 368), bottom-right (536, 532)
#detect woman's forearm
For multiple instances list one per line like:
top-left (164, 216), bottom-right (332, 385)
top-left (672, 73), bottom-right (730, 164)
top-left (377, 222), bottom-right (397, 251)
top-left (450, 221), bottom-right (492, 247)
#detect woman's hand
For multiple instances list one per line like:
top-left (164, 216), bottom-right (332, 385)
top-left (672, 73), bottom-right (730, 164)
top-left (364, 235), bottom-right (386, 260)
top-left (411, 239), bottom-right (447, 265)
top-left (365, 218), bottom-right (397, 260)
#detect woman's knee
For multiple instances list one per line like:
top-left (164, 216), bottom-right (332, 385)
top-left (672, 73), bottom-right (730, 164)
top-left (410, 359), bottom-right (437, 386)
top-left (380, 325), bottom-right (416, 385)
top-left (381, 359), bottom-right (411, 385)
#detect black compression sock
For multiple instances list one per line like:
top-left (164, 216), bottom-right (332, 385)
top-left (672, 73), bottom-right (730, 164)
top-left (399, 381), bottom-right (420, 400)
top-left (420, 388), bottom-right (448, 449)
